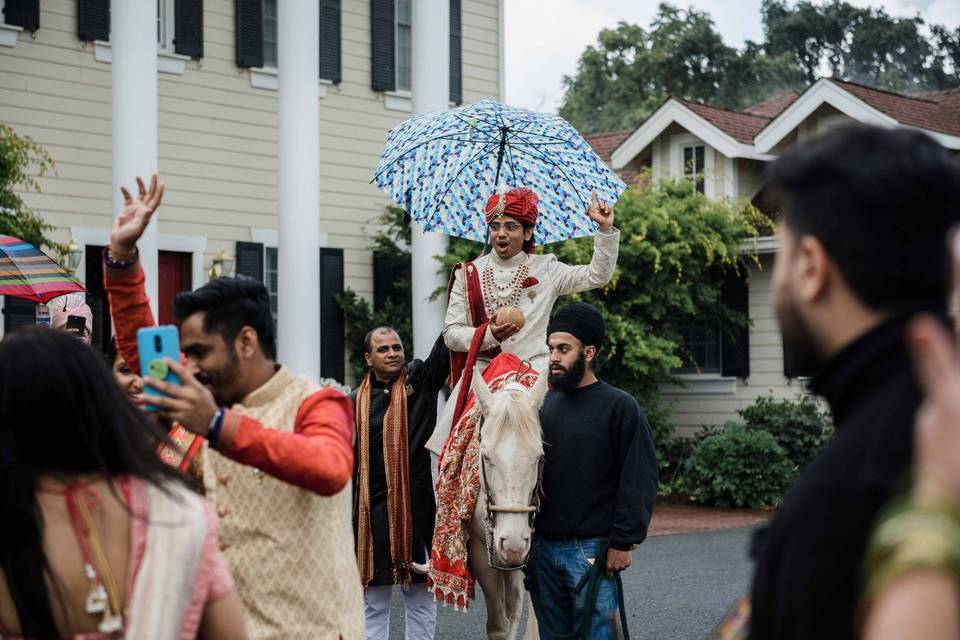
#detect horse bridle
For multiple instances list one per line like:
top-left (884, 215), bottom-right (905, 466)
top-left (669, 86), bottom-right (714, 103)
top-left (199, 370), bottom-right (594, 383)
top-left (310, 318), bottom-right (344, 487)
top-left (476, 419), bottom-right (544, 572)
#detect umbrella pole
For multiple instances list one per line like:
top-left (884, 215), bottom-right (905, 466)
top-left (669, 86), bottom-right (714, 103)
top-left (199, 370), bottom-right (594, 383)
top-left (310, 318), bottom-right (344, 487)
top-left (483, 128), bottom-right (509, 256)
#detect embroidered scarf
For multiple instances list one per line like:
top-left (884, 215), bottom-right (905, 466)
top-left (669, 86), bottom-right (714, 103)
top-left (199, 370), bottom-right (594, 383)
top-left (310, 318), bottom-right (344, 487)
top-left (429, 353), bottom-right (537, 609)
top-left (356, 369), bottom-right (414, 586)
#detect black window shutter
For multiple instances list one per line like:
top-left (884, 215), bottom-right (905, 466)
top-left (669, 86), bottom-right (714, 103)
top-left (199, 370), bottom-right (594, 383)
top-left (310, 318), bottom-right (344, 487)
top-left (720, 272), bottom-right (750, 378)
top-left (235, 242), bottom-right (264, 282)
top-left (175, 0), bottom-right (204, 58)
top-left (319, 0), bottom-right (341, 83)
top-left (449, 0), bottom-right (462, 104)
top-left (372, 251), bottom-right (396, 312)
top-left (3, 296), bottom-right (37, 334)
top-left (4, 0), bottom-right (40, 32)
top-left (320, 248), bottom-right (345, 382)
top-left (370, 0), bottom-right (395, 92)
top-left (78, 0), bottom-right (110, 42)
top-left (235, 0), bottom-right (263, 68)
top-left (782, 339), bottom-right (813, 379)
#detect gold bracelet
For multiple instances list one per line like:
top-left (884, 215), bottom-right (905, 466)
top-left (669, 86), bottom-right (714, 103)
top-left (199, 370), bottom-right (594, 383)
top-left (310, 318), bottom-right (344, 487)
top-left (861, 497), bottom-right (960, 615)
top-left (107, 246), bottom-right (137, 265)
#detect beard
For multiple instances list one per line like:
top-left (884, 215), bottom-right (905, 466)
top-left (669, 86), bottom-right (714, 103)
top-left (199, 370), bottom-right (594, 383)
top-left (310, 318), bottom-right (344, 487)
top-left (775, 287), bottom-right (824, 376)
top-left (548, 350), bottom-right (587, 392)
top-left (201, 351), bottom-right (242, 406)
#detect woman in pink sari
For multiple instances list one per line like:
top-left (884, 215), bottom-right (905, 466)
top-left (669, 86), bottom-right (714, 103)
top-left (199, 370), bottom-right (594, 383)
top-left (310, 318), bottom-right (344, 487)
top-left (0, 328), bottom-right (245, 639)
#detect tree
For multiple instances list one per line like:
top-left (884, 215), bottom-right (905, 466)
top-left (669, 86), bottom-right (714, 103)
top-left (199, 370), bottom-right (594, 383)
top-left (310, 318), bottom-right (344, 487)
top-left (437, 173), bottom-right (770, 450)
top-left (559, 1), bottom-right (960, 135)
top-left (0, 124), bottom-right (61, 253)
top-left (559, 3), bottom-right (804, 134)
top-left (339, 176), bottom-right (770, 452)
top-left (762, 0), bottom-right (960, 92)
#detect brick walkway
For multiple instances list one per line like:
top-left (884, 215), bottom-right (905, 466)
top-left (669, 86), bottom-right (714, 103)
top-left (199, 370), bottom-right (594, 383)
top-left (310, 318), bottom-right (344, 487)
top-left (648, 501), bottom-right (771, 537)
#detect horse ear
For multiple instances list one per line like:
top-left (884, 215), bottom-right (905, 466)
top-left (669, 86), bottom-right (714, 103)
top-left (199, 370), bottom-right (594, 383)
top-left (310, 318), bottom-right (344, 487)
top-left (471, 366), bottom-right (495, 415)
top-left (528, 371), bottom-right (549, 409)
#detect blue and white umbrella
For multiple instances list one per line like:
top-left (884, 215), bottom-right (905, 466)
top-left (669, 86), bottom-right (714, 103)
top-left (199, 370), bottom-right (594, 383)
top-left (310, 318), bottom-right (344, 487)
top-left (373, 98), bottom-right (627, 245)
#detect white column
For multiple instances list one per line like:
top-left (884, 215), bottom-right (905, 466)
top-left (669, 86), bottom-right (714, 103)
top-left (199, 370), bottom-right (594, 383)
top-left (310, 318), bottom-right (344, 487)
top-left (112, 2), bottom-right (158, 319)
top-left (277, 1), bottom-right (321, 379)
top-left (411, 0), bottom-right (450, 359)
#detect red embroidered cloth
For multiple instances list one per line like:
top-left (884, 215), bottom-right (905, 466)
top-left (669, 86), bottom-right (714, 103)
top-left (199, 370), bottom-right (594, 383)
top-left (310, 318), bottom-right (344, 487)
top-left (428, 353), bottom-right (538, 609)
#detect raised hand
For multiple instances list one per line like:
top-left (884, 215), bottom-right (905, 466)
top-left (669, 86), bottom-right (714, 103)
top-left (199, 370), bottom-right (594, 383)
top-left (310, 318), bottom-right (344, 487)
top-left (111, 174), bottom-right (165, 255)
top-left (587, 189), bottom-right (614, 232)
top-left (906, 315), bottom-right (960, 501)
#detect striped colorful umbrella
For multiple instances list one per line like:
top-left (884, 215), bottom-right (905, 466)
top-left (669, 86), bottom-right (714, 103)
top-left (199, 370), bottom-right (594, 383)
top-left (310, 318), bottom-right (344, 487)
top-left (0, 235), bottom-right (85, 303)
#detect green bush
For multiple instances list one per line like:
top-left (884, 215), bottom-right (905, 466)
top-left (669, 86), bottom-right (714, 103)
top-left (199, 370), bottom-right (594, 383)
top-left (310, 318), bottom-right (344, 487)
top-left (681, 423), bottom-right (794, 508)
top-left (739, 395), bottom-right (833, 469)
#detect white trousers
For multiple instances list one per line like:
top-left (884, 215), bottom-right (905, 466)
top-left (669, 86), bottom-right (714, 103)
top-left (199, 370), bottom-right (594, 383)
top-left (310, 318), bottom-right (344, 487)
top-left (364, 584), bottom-right (437, 640)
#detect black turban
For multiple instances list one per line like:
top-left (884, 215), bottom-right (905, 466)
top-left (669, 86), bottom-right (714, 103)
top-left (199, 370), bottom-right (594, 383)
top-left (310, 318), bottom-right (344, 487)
top-left (548, 302), bottom-right (605, 349)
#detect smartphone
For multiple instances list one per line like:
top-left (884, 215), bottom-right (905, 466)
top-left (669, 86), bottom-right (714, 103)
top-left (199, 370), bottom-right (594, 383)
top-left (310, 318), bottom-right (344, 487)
top-left (66, 315), bottom-right (87, 336)
top-left (137, 326), bottom-right (181, 412)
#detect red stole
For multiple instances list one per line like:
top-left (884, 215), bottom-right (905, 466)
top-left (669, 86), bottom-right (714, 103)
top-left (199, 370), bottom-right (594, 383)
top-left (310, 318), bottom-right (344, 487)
top-left (447, 262), bottom-right (501, 426)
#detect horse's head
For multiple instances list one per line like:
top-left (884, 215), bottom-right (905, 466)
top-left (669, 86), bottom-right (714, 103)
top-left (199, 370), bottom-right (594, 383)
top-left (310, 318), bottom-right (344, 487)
top-left (471, 366), bottom-right (548, 569)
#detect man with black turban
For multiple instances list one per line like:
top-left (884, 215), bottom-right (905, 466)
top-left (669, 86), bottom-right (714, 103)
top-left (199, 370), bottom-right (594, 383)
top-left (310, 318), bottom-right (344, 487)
top-left (523, 301), bottom-right (658, 639)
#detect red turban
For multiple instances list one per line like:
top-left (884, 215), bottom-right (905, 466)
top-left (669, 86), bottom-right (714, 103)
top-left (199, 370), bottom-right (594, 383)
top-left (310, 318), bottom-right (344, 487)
top-left (484, 187), bottom-right (539, 226)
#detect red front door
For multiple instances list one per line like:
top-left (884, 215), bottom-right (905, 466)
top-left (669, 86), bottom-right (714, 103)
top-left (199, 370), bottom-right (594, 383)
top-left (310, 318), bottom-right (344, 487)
top-left (158, 251), bottom-right (192, 326)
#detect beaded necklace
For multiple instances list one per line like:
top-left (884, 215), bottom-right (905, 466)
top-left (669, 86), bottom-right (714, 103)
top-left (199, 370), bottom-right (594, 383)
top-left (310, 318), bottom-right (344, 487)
top-left (481, 261), bottom-right (529, 321)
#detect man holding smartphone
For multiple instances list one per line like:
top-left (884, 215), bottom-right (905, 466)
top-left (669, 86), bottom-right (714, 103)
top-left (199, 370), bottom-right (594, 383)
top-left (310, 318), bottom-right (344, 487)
top-left (103, 175), bottom-right (364, 639)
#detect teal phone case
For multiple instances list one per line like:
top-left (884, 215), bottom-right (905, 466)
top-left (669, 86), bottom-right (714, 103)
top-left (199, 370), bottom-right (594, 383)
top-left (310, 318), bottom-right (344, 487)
top-left (137, 325), bottom-right (181, 412)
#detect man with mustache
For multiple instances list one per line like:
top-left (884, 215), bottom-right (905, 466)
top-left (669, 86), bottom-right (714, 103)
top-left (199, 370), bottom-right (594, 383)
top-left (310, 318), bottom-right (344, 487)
top-left (350, 327), bottom-right (448, 640)
top-left (524, 302), bottom-right (658, 640)
top-left (103, 175), bottom-right (364, 639)
top-left (747, 125), bottom-right (960, 639)
top-left (425, 187), bottom-right (620, 459)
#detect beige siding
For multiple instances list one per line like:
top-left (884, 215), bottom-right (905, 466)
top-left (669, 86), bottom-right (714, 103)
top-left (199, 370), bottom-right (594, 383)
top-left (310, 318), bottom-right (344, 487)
top-left (663, 254), bottom-right (808, 437)
top-left (737, 159), bottom-right (766, 200)
top-left (0, 0), bottom-right (501, 364)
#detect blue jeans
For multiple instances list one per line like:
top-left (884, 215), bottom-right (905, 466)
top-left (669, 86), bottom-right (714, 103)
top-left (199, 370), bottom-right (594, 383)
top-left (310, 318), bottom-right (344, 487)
top-left (522, 536), bottom-right (620, 640)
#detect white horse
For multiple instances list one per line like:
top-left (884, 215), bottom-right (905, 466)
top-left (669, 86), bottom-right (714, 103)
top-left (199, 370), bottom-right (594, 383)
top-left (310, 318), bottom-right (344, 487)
top-left (468, 366), bottom-right (547, 640)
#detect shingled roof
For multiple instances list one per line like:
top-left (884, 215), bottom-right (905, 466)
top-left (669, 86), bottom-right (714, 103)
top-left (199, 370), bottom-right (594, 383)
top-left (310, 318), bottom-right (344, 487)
top-left (676, 99), bottom-right (772, 143)
top-left (585, 129), bottom-right (635, 163)
top-left (827, 79), bottom-right (960, 137)
top-left (742, 91), bottom-right (801, 118)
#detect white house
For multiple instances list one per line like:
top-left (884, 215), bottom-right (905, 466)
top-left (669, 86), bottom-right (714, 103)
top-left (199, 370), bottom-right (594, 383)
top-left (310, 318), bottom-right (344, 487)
top-left (0, 0), bottom-right (503, 383)
top-left (589, 78), bottom-right (960, 435)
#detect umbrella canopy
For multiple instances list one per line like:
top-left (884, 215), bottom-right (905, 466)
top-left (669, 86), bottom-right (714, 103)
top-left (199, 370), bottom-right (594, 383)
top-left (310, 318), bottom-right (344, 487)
top-left (0, 235), bottom-right (85, 303)
top-left (374, 98), bottom-right (626, 245)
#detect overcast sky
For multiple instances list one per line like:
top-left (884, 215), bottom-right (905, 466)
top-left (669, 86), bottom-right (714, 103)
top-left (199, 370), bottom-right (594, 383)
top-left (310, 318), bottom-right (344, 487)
top-left (503, 0), bottom-right (960, 113)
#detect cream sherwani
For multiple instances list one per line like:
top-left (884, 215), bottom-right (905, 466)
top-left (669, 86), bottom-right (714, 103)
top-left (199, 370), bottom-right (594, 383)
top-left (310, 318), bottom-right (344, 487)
top-left (425, 228), bottom-right (620, 455)
top-left (203, 368), bottom-right (364, 639)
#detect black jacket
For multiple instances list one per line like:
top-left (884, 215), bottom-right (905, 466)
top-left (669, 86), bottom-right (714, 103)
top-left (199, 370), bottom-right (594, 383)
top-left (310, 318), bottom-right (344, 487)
top-left (749, 315), bottom-right (926, 640)
top-left (350, 335), bottom-right (449, 586)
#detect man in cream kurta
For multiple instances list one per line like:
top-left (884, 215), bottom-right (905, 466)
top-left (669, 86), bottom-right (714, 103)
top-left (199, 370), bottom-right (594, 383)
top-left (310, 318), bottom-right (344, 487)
top-left (426, 186), bottom-right (619, 456)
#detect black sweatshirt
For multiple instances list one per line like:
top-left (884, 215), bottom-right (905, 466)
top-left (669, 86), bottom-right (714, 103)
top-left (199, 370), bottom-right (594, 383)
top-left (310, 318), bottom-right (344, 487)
top-left (536, 380), bottom-right (659, 550)
top-left (749, 315), bottom-right (924, 639)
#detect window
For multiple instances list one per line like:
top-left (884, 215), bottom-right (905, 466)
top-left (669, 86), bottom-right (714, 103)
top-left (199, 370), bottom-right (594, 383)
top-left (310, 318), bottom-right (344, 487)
top-left (395, 0), bottom-right (411, 91)
top-left (262, 0), bottom-right (278, 67)
top-left (675, 320), bottom-right (722, 374)
top-left (266, 247), bottom-right (278, 321)
top-left (157, 0), bottom-right (175, 51)
top-left (683, 144), bottom-right (705, 194)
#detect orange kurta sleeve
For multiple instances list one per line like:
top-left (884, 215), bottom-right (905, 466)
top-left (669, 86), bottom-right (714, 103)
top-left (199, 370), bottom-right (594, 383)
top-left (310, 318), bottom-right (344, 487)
top-left (215, 388), bottom-right (355, 496)
top-left (102, 250), bottom-right (156, 373)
